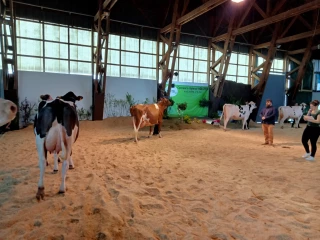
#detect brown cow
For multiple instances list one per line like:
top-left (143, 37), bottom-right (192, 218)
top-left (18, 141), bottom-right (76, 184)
top-left (130, 98), bottom-right (171, 142)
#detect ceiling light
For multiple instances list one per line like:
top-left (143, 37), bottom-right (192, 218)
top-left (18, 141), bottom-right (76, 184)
top-left (231, 0), bottom-right (244, 3)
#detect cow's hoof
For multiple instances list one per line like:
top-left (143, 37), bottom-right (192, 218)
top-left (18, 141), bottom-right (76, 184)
top-left (69, 165), bottom-right (74, 169)
top-left (58, 190), bottom-right (65, 194)
top-left (280, 126), bottom-right (284, 129)
top-left (53, 170), bottom-right (58, 174)
top-left (36, 187), bottom-right (45, 201)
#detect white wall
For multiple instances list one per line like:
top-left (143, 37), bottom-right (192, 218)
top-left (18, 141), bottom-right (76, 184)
top-left (104, 77), bottom-right (157, 118)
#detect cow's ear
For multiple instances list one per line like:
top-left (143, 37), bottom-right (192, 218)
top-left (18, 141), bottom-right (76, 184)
top-left (77, 96), bottom-right (83, 101)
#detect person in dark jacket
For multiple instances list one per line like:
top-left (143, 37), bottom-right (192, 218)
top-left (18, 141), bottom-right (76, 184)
top-left (260, 99), bottom-right (276, 146)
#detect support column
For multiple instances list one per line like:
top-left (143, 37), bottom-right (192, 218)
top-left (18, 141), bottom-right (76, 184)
top-left (0, 0), bottom-right (19, 130)
top-left (92, 0), bottom-right (117, 121)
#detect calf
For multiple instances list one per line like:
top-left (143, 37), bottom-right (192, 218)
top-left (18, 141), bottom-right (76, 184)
top-left (278, 103), bottom-right (307, 129)
top-left (0, 98), bottom-right (17, 127)
top-left (34, 91), bottom-right (82, 201)
top-left (220, 101), bottom-right (257, 130)
top-left (130, 98), bottom-right (171, 142)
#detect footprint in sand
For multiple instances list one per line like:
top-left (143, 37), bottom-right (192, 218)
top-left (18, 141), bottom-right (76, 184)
top-left (291, 197), bottom-right (307, 203)
top-left (268, 234), bottom-right (294, 240)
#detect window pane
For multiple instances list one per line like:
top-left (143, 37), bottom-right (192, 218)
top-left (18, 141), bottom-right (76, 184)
top-left (257, 57), bottom-right (264, 66)
top-left (226, 75), bottom-right (236, 82)
top-left (45, 42), bottom-right (68, 59)
top-left (159, 43), bottom-right (168, 54)
top-left (194, 60), bottom-right (207, 72)
top-left (17, 39), bottom-right (43, 56)
top-left (70, 28), bottom-right (91, 45)
top-left (227, 64), bottom-right (237, 75)
top-left (44, 24), bottom-right (68, 42)
top-left (16, 20), bottom-right (42, 39)
top-left (179, 45), bottom-right (193, 58)
top-left (140, 68), bottom-right (156, 80)
top-left (121, 66), bottom-right (139, 78)
top-left (121, 51), bottom-right (139, 66)
top-left (194, 47), bottom-right (207, 60)
top-left (70, 61), bottom-right (91, 75)
top-left (237, 76), bottom-right (248, 84)
top-left (238, 54), bottom-right (249, 65)
top-left (121, 37), bottom-right (139, 51)
top-left (194, 73), bottom-right (207, 83)
top-left (107, 65), bottom-right (120, 77)
top-left (237, 66), bottom-right (248, 76)
top-left (229, 53), bottom-right (237, 64)
top-left (108, 34), bottom-right (120, 49)
top-left (273, 59), bottom-right (283, 71)
top-left (140, 54), bottom-right (156, 68)
top-left (179, 58), bottom-right (193, 71)
top-left (70, 46), bottom-right (91, 61)
top-left (141, 40), bottom-right (156, 54)
top-left (18, 56), bottom-right (43, 71)
top-left (179, 71), bottom-right (193, 82)
top-left (107, 50), bottom-right (120, 64)
top-left (45, 59), bottom-right (68, 73)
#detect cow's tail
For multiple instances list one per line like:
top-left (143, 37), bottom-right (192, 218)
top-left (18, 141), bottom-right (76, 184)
top-left (278, 107), bottom-right (283, 122)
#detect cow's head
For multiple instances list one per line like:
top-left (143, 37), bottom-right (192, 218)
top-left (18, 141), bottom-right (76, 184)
top-left (40, 94), bottom-right (53, 101)
top-left (300, 102), bottom-right (307, 110)
top-left (159, 98), bottom-right (172, 108)
top-left (0, 98), bottom-right (17, 127)
top-left (247, 101), bottom-right (257, 112)
top-left (57, 92), bottom-right (83, 103)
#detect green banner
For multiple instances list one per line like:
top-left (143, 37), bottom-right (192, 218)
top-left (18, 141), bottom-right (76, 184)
top-left (166, 83), bottom-right (209, 118)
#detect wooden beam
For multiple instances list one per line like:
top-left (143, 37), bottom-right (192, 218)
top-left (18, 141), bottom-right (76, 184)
top-left (211, 55), bottom-right (223, 69)
top-left (213, 0), bottom-right (320, 42)
top-left (298, 15), bottom-right (313, 30)
top-left (237, 0), bottom-right (255, 28)
top-left (252, 62), bottom-right (265, 73)
top-left (291, 37), bottom-right (314, 100)
top-left (254, 23), bottom-right (281, 95)
top-left (266, 0), bottom-right (271, 16)
top-left (253, 2), bottom-right (267, 19)
top-left (253, 50), bottom-right (267, 59)
top-left (213, 6), bottom-right (225, 36)
top-left (248, 47), bottom-right (253, 85)
top-left (212, 43), bottom-right (223, 53)
top-left (288, 45), bottom-right (318, 55)
top-left (254, 26), bottom-right (320, 49)
top-left (160, 34), bottom-right (169, 46)
top-left (288, 56), bottom-right (301, 65)
top-left (280, 16), bottom-right (298, 38)
top-left (286, 66), bottom-right (299, 76)
top-left (94, 0), bottom-right (118, 21)
top-left (161, 0), bottom-right (227, 34)
top-left (271, 0), bottom-right (287, 15)
top-left (252, 72), bottom-right (260, 80)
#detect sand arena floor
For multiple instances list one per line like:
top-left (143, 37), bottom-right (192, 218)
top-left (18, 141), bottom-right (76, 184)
top-left (0, 117), bottom-right (320, 240)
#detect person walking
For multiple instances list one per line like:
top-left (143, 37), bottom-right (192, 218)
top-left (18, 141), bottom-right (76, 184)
top-left (260, 99), bottom-right (276, 146)
top-left (302, 100), bottom-right (320, 161)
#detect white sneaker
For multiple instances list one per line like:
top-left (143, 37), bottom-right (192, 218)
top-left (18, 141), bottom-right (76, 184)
top-left (302, 153), bottom-right (311, 158)
top-left (306, 156), bottom-right (315, 161)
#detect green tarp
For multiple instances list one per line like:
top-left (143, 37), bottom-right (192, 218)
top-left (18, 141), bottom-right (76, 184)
top-left (166, 82), bottom-right (209, 118)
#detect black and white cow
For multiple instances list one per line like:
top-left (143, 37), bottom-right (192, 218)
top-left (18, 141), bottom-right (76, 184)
top-left (220, 101), bottom-right (257, 130)
top-left (278, 103), bottom-right (307, 129)
top-left (34, 91), bottom-right (82, 201)
top-left (0, 98), bottom-right (17, 127)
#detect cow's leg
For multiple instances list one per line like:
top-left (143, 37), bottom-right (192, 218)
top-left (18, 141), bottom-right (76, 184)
top-left (35, 135), bottom-right (46, 201)
top-left (132, 117), bottom-right (140, 142)
top-left (158, 121), bottom-right (163, 138)
top-left (148, 126), bottom-right (153, 138)
top-left (242, 118), bottom-right (247, 130)
top-left (223, 117), bottom-right (229, 131)
top-left (59, 139), bottom-right (72, 193)
top-left (296, 116), bottom-right (302, 128)
top-left (69, 155), bottom-right (74, 169)
top-left (279, 117), bottom-right (285, 129)
top-left (53, 152), bottom-right (59, 173)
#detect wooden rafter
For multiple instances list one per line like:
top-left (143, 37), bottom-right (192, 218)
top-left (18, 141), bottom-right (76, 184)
top-left (213, 0), bottom-right (320, 42)
top-left (237, 0), bottom-right (255, 28)
top-left (288, 45), bottom-right (318, 55)
top-left (271, 0), bottom-right (287, 15)
top-left (280, 16), bottom-right (298, 38)
top-left (253, 2), bottom-right (267, 19)
top-left (254, 25), bottom-right (320, 49)
top-left (161, 0), bottom-right (227, 34)
top-left (253, 23), bottom-right (281, 96)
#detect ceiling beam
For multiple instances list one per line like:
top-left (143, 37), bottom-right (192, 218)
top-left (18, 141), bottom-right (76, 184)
top-left (212, 0), bottom-right (320, 42)
top-left (237, 0), bottom-right (255, 28)
top-left (280, 15), bottom-right (298, 38)
top-left (94, 0), bottom-right (118, 21)
top-left (287, 46), bottom-right (318, 55)
top-left (253, 3), bottom-right (267, 19)
top-left (161, 0), bottom-right (227, 34)
top-left (254, 26), bottom-right (320, 49)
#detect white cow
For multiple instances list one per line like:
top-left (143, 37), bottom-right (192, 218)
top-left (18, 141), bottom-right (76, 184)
top-left (220, 101), bottom-right (257, 130)
top-left (278, 103), bottom-right (307, 129)
top-left (0, 98), bottom-right (17, 127)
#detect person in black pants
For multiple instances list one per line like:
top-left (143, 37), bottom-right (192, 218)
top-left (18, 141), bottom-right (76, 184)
top-left (153, 84), bottom-right (164, 135)
top-left (301, 100), bottom-right (320, 161)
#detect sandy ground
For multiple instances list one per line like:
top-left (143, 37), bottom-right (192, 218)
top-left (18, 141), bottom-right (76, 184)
top-left (0, 117), bottom-right (320, 240)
